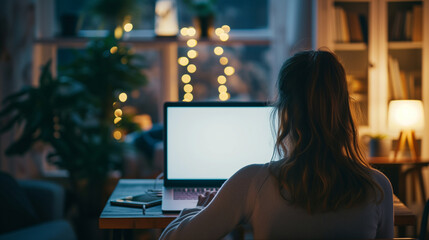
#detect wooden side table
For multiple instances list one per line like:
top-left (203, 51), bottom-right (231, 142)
top-left (369, 157), bottom-right (429, 203)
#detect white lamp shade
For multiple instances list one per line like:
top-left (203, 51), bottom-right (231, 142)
top-left (388, 100), bottom-right (425, 130)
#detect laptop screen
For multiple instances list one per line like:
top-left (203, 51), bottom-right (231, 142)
top-left (164, 102), bottom-right (277, 186)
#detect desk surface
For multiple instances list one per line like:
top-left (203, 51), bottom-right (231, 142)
top-left (99, 179), bottom-right (417, 229)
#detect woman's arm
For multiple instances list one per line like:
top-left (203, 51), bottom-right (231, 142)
top-left (159, 164), bottom-right (265, 240)
top-left (374, 170), bottom-right (394, 238)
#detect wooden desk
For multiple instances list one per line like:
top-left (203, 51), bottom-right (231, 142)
top-left (369, 158), bottom-right (429, 203)
top-left (99, 179), bottom-right (417, 230)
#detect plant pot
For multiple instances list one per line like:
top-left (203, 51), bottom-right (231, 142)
top-left (193, 15), bottom-right (214, 38)
top-left (369, 138), bottom-right (391, 157)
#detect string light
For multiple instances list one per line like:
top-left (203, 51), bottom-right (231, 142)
top-left (219, 57), bottom-right (228, 65)
top-left (184, 84), bottom-right (193, 93)
top-left (118, 93), bottom-right (128, 102)
top-left (224, 66), bottom-right (235, 76)
top-left (114, 117), bottom-right (122, 124)
top-left (184, 93), bottom-right (193, 102)
top-left (187, 50), bottom-right (198, 59)
top-left (214, 46), bottom-right (224, 55)
top-left (217, 75), bottom-right (227, 84)
top-left (187, 64), bottom-right (197, 73)
top-left (180, 27), bottom-right (189, 36)
top-left (114, 109), bottom-right (123, 117)
top-left (182, 74), bottom-right (191, 84)
top-left (215, 28), bottom-right (224, 36)
top-left (178, 57), bottom-right (189, 66)
top-left (187, 39), bottom-right (198, 48)
top-left (218, 85), bottom-right (227, 93)
top-left (124, 23), bottom-right (133, 32)
top-left (179, 26), bottom-right (199, 102)
top-left (219, 33), bottom-right (229, 41)
top-left (114, 26), bottom-right (123, 39)
top-left (187, 27), bottom-right (196, 37)
top-left (113, 130), bottom-right (122, 140)
top-left (110, 46), bottom-right (118, 54)
top-left (221, 25), bottom-right (231, 33)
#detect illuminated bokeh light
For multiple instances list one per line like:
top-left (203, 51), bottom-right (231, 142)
top-left (124, 23), bottom-right (133, 32)
top-left (178, 57), bottom-right (189, 66)
top-left (214, 46), bottom-right (224, 55)
top-left (181, 74), bottom-right (191, 83)
top-left (218, 85), bottom-right (227, 93)
top-left (184, 84), bottom-right (193, 93)
top-left (114, 117), bottom-right (122, 124)
top-left (113, 102), bottom-right (119, 108)
top-left (219, 92), bottom-right (229, 101)
top-left (114, 109), bottom-right (123, 117)
top-left (114, 26), bottom-right (123, 39)
top-left (219, 57), bottom-right (228, 65)
top-left (187, 64), bottom-right (197, 73)
top-left (219, 33), bottom-right (229, 41)
top-left (224, 66), bottom-right (235, 76)
top-left (217, 75), bottom-right (227, 84)
top-left (113, 130), bottom-right (122, 140)
top-left (184, 93), bottom-right (193, 102)
top-left (221, 25), bottom-right (231, 33)
top-left (215, 28), bottom-right (224, 36)
top-left (187, 27), bottom-right (196, 37)
top-left (119, 93), bottom-right (128, 102)
top-left (110, 46), bottom-right (118, 54)
top-left (180, 27), bottom-right (189, 36)
top-left (187, 50), bottom-right (198, 59)
top-left (187, 39), bottom-right (198, 48)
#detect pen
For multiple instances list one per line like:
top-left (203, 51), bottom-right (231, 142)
top-left (142, 199), bottom-right (162, 215)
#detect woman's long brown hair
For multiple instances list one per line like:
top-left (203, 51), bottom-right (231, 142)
top-left (270, 50), bottom-right (382, 213)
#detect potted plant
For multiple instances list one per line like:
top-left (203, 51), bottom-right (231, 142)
top-left (368, 134), bottom-right (391, 158)
top-left (183, 0), bottom-right (217, 38)
top-left (0, 36), bottom-right (146, 238)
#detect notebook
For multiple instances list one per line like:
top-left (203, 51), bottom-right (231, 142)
top-left (162, 101), bottom-right (277, 212)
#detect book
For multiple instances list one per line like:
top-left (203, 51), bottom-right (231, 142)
top-left (388, 56), bottom-right (403, 99)
top-left (335, 7), bottom-right (343, 42)
top-left (347, 12), bottom-right (363, 42)
top-left (404, 10), bottom-right (413, 41)
top-left (339, 8), bottom-right (350, 42)
top-left (412, 5), bottom-right (422, 41)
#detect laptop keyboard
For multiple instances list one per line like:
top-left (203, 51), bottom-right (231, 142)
top-left (173, 188), bottom-right (218, 200)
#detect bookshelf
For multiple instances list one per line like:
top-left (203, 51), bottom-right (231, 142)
top-left (312, 0), bottom-right (429, 158)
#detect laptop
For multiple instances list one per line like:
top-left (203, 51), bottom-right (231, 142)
top-left (162, 101), bottom-right (277, 212)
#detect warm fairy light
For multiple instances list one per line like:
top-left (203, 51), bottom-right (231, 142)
top-left (124, 23), bottom-right (133, 32)
top-left (219, 33), bottom-right (229, 41)
top-left (217, 75), bottom-right (227, 84)
top-left (187, 27), bottom-right (196, 37)
top-left (181, 74), bottom-right (191, 83)
top-left (118, 93), bottom-right (128, 102)
top-left (187, 39), bottom-right (198, 48)
top-left (178, 57), bottom-right (189, 66)
top-left (214, 46), bottom-right (224, 55)
top-left (224, 66), bottom-right (235, 76)
top-left (114, 26), bottom-right (123, 39)
top-left (114, 117), bottom-right (122, 124)
top-left (187, 50), bottom-right (198, 59)
top-left (221, 25), bottom-right (230, 33)
top-left (110, 46), bottom-right (118, 54)
top-left (113, 130), bottom-right (122, 140)
top-left (180, 27), bottom-right (189, 36)
top-left (219, 92), bottom-right (229, 101)
top-left (184, 93), bottom-right (193, 102)
top-left (218, 85), bottom-right (227, 93)
top-left (114, 109), bottom-right (123, 117)
top-left (184, 84), bottom-right (193, 93)
top-left (219, 57), bottom-right (228, 65)
top-left (215, 28), bottom-right (224, 36)
top-left (187, 64), bottom-right (197, 73)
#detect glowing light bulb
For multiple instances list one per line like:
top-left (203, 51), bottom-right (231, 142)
top-left (214, 46), bottom-right (224, 55)
top-left (180, 27), bottom-right (189, 36)
top-left (187, 39), bottom-right (198, 48)
top-left (224, 66), bottom-right (235, 76)
top-left (219, 33), bottom-right (229, 41)
top-left (219, 57), bottom-right (228, 65)
top-left (221, 25), bottom-right (230, 33)
top-left (182, 74), bottom-right (191, 83)
top-left (178, 57), bottom-right (189, 66)
top-left (219, 92), bottom-right (229, 101)
top-left (217, 75), bottom-right (227, 84)
top-left (114, 117), bottom-right (122, 124)
top-left (110, 46), bottom-right (118, 54)
top-left (188, 27), bottom-right (196, 36)
top-left (123, 23), bottom-right (133, 32)
top-left (114, 26), bottom-right (123, 39)
top-left (187, 64), bottom-right (197, 73)
top-left (187, 50), bottom-right (198, 59)
top-left (184, 84), bottom-right (193, 93)
top-left (184, 93), bottom-right (193, 102)
top-left (215, 28), bottom-right (224, 36)
top-left (118, 93), bottom-right (128, 102)
top-left (113, 130), bottom-right (122, 140)
top-left (114, 109), bottom-right (123, 117)
top-left (218, 85), bottom-right (227, 93)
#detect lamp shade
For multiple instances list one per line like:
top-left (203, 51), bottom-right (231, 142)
top-left (388, 100), bottom-right (425, 130)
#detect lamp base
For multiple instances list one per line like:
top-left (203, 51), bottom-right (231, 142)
top-left (393, 130), bottom-right (419, 161)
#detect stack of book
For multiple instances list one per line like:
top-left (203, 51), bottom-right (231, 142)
top-left (389, 5), bottom-right (422, 42)
top-left (388, 55), bottom-right (421, 100)
top-left (334, 7), bottom-right (368, 43)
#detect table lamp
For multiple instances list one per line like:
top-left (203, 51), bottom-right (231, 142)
top-left (388, 100), bottom-right (425, 161)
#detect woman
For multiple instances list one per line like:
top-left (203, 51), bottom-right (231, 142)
top-left (160, 50), bottom-right (393, 239)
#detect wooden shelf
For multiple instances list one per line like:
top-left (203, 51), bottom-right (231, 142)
top-left (388, 41), bottom-right (423, 49)
top-left (334, 42), bottom-right (367, 51)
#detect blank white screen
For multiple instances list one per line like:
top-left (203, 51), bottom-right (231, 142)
top-left (167, 106), bottom-right (276, 180)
